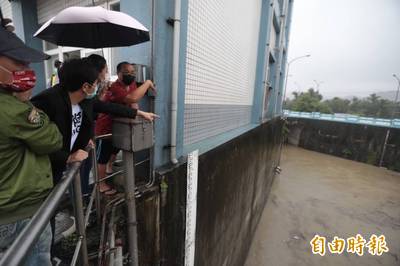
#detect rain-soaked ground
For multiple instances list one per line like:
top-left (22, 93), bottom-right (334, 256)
top-left (245, 145), bottom-right (400, 266)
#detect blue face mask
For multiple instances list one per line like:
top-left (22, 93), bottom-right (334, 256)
top-left (85, 83), bottom-right (99, 99)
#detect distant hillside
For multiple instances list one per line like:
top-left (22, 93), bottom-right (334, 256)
top-left (375, 90), bottom-right (398, 101)
top-left (342, 90), bottom-right (398, 101)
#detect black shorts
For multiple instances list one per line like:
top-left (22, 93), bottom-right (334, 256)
top-left (96, 139), bottom-right (119, 164)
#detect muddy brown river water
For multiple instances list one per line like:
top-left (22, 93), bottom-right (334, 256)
top-left (245, 145), bottom-right (400, 266)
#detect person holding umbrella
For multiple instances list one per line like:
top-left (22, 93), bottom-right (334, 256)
top-left (31, 6), bottom-right (157, 191)
top-left (32, 57), bottom-right (157, 184)
top-left (81, 54), bottom-right (158, 196)
top-left (95, 61), bottom-right (156, 194)
top-left (0, 26), bottom-right (63, 265)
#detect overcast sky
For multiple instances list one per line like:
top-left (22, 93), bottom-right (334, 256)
top-left (286, 0), bottom-right (400, 99)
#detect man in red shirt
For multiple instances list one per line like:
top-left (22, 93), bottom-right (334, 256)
top-left (95, 62), bottom-right (156, 194)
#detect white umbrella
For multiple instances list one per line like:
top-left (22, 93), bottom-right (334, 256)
top-left (34, 6), bottom-right (150, 48)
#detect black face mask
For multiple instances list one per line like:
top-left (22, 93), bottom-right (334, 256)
top-left (122, 74), bottom-right (136, 86)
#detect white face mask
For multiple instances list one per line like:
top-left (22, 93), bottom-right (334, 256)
top-left (84, 83), bottom-right (99, 99)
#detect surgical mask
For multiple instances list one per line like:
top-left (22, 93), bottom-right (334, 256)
top-left (0, 65), bottom-right (36, 92)
top-left (85, 83), bottom-right (99, 99)
top-left (122, 74), bottom-right (135, 86)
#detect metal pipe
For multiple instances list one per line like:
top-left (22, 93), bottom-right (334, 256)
top-left (123, 151), bottom-right (139, 266)
top-left (379, 129), bottom-right (390, 167)
top-left (98, 170), bottom-right (124, 183)
top-left (136, 158), bottom-right (150, 167)
top-left (98, 201), bottom-right (109, 266)
top-left (91, 144), bottom-right (102, 225)
top-left (148, 0), bottom-right (157, 189)
top-left (85, 182), bottom-right (97, 227)
top-left (98, 182), bottom-right (156, 265)
top-left (72, 172), bottom-right (89, 266)
top-left (170, 0), bottom-right (181, 164)
top-left (70, 237), bottom-right (83, 266)
top-left (0, 163), bottom-right (81, 266)
top-left (98, 197), bottom-right (124, 265)
top-left (93, 133), bottom-right (113, 226)
top-left (115, 246), bottom-right (124, 266)
top-left (108, 205), bottom-right (117, 266)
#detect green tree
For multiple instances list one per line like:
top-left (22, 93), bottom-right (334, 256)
top-left (346, 94), bottom-right (396, 118)
top-left (348, 97), bottom-right (364, 115)
top-left (289, 88), bottom-right (332, 113)
top-left (364, 93), bottom-right (381, 117)
top-left (287, 91), bottom-right (399, 119)
top-left (324, 97), bottom-right (351, 113)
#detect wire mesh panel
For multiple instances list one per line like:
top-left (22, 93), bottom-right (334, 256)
top-left (183, 0), bottom-right (262, 145)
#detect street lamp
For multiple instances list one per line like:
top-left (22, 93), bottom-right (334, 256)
top-left (379, 73), bottom-right (400, 167)
top-left (282, 54), bottom-right (311, 107)
top-left (392, 74), bottom-right (400, 119)
top-left (313, 79), bottom-right (324, 91)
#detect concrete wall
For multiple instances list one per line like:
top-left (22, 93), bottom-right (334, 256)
top-left (287, 118), bottom-right (400, 172)
top-left (157, 118), bottom-right (284, 265)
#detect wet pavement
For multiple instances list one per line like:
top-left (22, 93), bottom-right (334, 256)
top-left (245, 145), bottom-right (400, 266)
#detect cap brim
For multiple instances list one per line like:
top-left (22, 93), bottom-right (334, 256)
top-left (0, 28), bottom-right (50, 63)
top-left (5, 46), bottom-right (50, 63)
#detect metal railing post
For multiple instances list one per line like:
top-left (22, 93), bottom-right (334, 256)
top-left (72, 172), bottom-right (89, 266)
top-left (379, 129), bottom-right (390, 167)
top-left (91, 143), bottom-right (102, 225)
top-left (123, 150), bottom-right (139, 266)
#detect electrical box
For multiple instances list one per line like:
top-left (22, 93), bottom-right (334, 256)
top-left (112, 117), bottom-right (154, 152)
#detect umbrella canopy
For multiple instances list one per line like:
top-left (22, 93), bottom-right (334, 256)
top-left (34, 6), bottom-right (150, 48)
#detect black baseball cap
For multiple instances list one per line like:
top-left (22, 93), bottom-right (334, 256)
top-left (0, 27), bottom-right (50, 63)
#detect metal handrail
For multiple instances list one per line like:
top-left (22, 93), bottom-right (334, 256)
top-left (0, 127), bottom-right (156, 266)
top-left (284, 109), bottom-right (400, 129)
top-left (0, 162), bottom-right (85, 266)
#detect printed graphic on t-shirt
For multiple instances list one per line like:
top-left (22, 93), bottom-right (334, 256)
top-left (71, 104), bottom-right (82, 150)
top-left (72, 112), bottom-right (82, 135)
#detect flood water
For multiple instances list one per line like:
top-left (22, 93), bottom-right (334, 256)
top-left (245, 145), bottom-right (400, 266)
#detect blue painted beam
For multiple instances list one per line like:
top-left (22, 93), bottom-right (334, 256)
top-left (284, 110), bottom-right (400, 129)
top-left (251, 0), bottom-right (273, 124)
top-left (151, 0), bottom-right (174, 168)
top-left (175, 0), bottom-right (189, 159)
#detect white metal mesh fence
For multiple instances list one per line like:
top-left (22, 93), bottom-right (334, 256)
top-left (183, 0), bottom-right (262, 145)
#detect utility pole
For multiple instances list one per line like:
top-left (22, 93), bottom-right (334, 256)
top-left (379, 74), bottom-right (400, 167)
top-left (282, 54), bottom-right (311, 107)
top-left (313, 79), bottom-right (323, 91)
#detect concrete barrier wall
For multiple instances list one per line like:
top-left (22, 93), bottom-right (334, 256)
top-left (157, 118), bottom-right (284, 266)
top-left (286, 118), bottom-right (400, 172)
